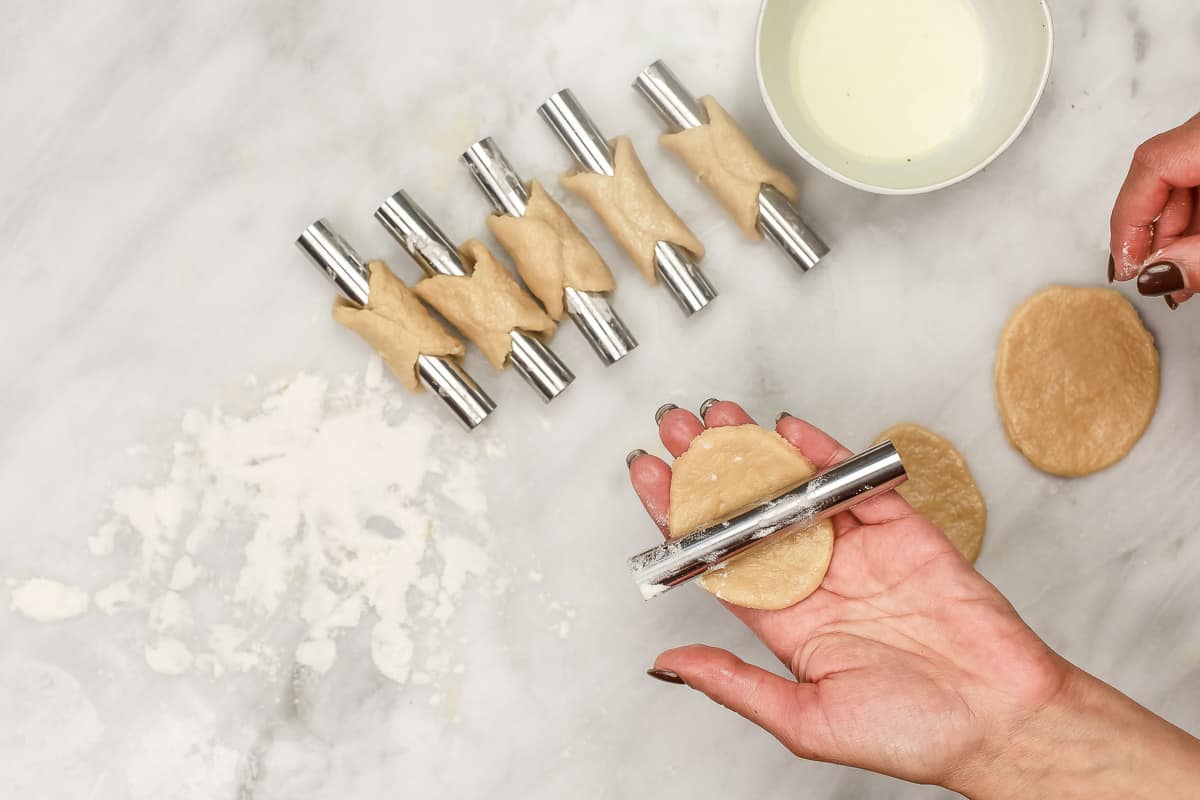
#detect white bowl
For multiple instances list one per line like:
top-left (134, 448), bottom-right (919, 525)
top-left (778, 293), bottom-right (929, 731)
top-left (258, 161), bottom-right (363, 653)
top-left (756, 0), bottom-right (1053, 195)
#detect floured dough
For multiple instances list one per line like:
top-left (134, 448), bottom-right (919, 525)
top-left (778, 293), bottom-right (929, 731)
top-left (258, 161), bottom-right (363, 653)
top-left (561, 135), bottom-right (705, 284)
top-left (661, 97), bottom-right (799, 239)
top-left (333, 260), bottom-right (465, 392)
top-left (876, 423), bottom-right (986, 562)
top-left (996, 286), bottom-right (1159, 477)
top-left (487, 180), bottom-right (616, 319)
top-left (669, 425), bottom-right (834, 610)
top-left (414, 240), bottom-right (556, 370)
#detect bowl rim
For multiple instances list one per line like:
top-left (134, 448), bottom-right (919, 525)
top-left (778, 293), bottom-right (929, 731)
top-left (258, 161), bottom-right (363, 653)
top-left (755, 0), bottom-right (1055, 196)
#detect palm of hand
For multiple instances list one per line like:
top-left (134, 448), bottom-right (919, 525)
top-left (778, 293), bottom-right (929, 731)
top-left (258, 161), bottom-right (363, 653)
top-left (629, 403), bottom-right (1067, 786)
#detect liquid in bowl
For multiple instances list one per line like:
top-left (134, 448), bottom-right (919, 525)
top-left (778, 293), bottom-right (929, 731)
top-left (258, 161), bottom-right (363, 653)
top-left (757, 0), bottom-right (1053, 194)
top-left (790, 0), bottom-right (991, 165)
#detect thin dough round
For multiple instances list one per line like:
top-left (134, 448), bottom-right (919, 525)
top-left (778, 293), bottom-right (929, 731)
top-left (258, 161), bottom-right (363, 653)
top-left (996, 286), bottom-right (1159, 477)
top-left (875, 423), bottom-right (986, 562)
top-left (668, 425), bottom-right (834, 610)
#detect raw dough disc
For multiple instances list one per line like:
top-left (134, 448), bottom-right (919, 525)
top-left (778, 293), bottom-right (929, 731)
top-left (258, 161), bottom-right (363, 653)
top-left (995, 286), bottom-right (1159, 477)
top-left (668, 425), bottom-right (834, 610)
top-left (875, 423), bottom-right (986, 562)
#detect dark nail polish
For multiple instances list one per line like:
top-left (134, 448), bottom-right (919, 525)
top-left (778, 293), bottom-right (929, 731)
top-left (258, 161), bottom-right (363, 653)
top-left (647, 668), bottom-right (685, 685)
top-left (1137, 262), bottom-right (1186, 296)
top-left (1107, 254), bottom-right (1115, 284)
top-left (626, 449), bottom-right (647, 468)
top-left (655, 403), bottom-right (678, 424)
top-left (776, 411), bottom-right (792, 424)
top-left (1166, 295), bottom-right (1180, 311)
top-left (699, 398), bottom-right (720, 420)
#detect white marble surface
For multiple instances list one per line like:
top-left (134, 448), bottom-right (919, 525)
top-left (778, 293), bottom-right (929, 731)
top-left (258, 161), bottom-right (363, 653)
top-left (3, 1), bottom-right (1200, 797)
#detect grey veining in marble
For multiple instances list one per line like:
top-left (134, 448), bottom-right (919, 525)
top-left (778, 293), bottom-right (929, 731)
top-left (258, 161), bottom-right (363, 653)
top-left (3, 1), bottom-right (1200, 798)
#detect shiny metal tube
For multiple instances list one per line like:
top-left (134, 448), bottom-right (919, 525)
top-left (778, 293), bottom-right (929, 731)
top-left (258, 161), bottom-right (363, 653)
top-left (507, 329), bottom-right (574, 403)
top-left (374, 190), bottom-right (575, 402)
top-left (653, 241), bottom-right (717, 317)
top-left (294, 219), bottom-right (495, 431)
top-left (633, 59), bottom-right (829, 272)
top-left (633, 60), bottom-right (708, 132)
top-left (461, 137), bottom-right (531, 217)
top-left (757, 185), bottom-right (829, 272)
top-left (563, 287), bottom-right (638, 366)
top-left (375, 191), bottom-right (469, 278)
top-left (628, 442), bottom-right (907, 600)
top-left (538, 90), bottom-right (616, 177)
top-left (538, 89), bottom-right (717, 316)
top-left (295, 218), bottom-right (371, 306)
top-left (415, 354), bottom-right (496, 430)
top-left (461, 137), bottom-right (638, 366)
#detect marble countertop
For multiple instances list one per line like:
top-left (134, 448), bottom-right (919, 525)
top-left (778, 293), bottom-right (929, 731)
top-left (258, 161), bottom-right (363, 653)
top-left (3, 1), bottom-right (1199, 797)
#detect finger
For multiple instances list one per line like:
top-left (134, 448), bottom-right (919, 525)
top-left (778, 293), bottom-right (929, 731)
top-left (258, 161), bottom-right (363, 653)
top-left (652, 644), bottom-right (835, 761)
top-left (1136, 234), bottom-right (1200, 298)
top-left (1111, 120), bottom-right (1200, 280)
top-left (1170, 193), bottom-right (1199, 305)
top-left (1187, 188), bottom-right (1200, 236)
top-left (1151, 187), bottom-right (1195, 253)
top-left (1168, 290), bottom-right (1193, 309)
top-left (775, 414), bottom-right (853, 468)
top-left (1110, 159), bottom-right (1171, 280)
top-left (701, 400), bottom-right (755, 428)
top-left (659, 407), bottom-right (704, 458)
top-left (629, 453), bottom-right (672, 535)
top-left (775, 415), bottom-right (915, 527)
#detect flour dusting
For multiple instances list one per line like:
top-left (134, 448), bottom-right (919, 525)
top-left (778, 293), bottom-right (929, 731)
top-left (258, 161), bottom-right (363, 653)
top-left (144, 637), bottom-right (193, 675)
top-left (8, 579), bottom-right (89, 622)
top-left (8, 361), bottom-right (498, 687)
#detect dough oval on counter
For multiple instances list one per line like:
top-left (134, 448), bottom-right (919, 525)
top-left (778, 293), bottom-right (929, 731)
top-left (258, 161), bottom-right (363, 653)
top-left (875, 423), bottom-right (986, 563)
top-left (668, 424), bottom-right (834, 610)
top-left (995, 286), bottom-right (1159, 477)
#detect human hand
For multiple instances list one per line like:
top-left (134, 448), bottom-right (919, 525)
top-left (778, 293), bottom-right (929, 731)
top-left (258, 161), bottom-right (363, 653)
top-left (1110, 113), bottom-right (1200, 309)
top-left (628, 401), bottom-right (1200, 797)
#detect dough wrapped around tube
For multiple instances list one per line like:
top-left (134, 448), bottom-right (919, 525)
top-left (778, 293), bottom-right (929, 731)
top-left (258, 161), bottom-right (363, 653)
top-left (487, 180), bottom-right (616, 320)
top-left (332, 260), bottom-right (465, 392)
top-left (414, 240), bottom-right (556, 369)
top-left (560, 136), bottom-right (704, 284)
top-left (661, 97), bottom-right (798, 240)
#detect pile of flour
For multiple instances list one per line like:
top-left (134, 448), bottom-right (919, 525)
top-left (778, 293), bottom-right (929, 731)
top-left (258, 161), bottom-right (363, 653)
top-left (9, 358), bottom-right (496, 685)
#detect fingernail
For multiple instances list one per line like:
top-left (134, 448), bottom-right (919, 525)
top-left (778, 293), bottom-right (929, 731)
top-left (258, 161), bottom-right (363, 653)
top-left (1166, 295), bottom-right (1180, 311)
top-left (776, 411), bottom-right (792, 424)
top-left (1137, 262), bottom-right (1186, 296)
top-left (626, 449), bottom-right (647, 468)
top-left (1107, 254), bottom-right (1115, 284)
top-left (655, 403), bottom-right (678, 424)
top-left (647, 668), bottom-right (685, 685)
top-left (699, 398), bottom-right (720, 420)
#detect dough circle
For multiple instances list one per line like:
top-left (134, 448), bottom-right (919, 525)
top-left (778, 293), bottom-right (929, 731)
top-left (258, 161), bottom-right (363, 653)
top-left (875, 423), bottom-right (986, 562)
top-left (668, 425), bottom-right (834, 610)
top-left (995, 286), bottom-right (1159, 477)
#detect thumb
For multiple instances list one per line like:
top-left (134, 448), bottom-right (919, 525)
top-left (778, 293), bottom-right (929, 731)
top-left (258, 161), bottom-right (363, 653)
top-left (1137, 236), bottom-right (1200, 307)
top-left (652, 644), bottom-right (835, 761)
